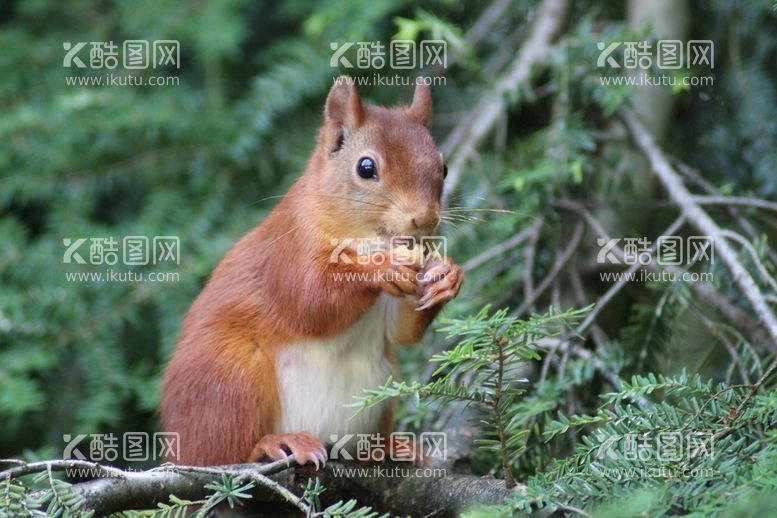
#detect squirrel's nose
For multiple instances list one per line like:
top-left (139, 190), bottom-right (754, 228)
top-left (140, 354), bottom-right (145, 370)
top-left (410, 213), bottom-right (440, 232)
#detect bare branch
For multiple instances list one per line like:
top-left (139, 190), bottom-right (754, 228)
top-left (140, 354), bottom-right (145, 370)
top-left (719, 229), bottom-right (777, 295)
top-left (677, 161), bottom-right (777, 266)
top-left (552, 197), bottom-right (770, 350)
top-left (1, 459), bottom-right (127, 481)
top-left (714, 355), bottom-right (777, 441)
top-left (7, 457), bottom-right (537, 517)
top-left (523, 217), bottom-right (545, 314)
top-left (510, 221), bottom-right (584, 318)
top-left (691, 306), bottom-right (751, 385)
top-left (442, 0), bottom-right (570, 206)
top-left (576, 215), bottom-right (686, 335)
top-left (621, 107), bottom-right (777, 350)
top-left (691, 195), bottom-right (777, 215)
top-left (462, 226), bottom-right (534, 272)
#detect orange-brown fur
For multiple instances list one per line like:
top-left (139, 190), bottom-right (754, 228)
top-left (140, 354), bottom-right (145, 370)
top-left (161, 77), bottom-right (462, 466)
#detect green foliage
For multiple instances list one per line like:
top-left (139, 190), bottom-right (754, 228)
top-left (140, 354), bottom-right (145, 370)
top-left (201, 473), bottom-right (255, 510)
top-left (317, 500), bottom-right (387, 518)
top-left (359, 306), bottom-right (777, 515)
top-left (0, 478), bottom-right (46, 518)
top-left (29, 471), bottom-right (92, 518)
top-left (301, 478), bottom-right (388, 518)
top-left (354, 305), bottom-right (591, 486)
top-left (688, 2), bottom-right (777, 198)
top-left (492, 373), bottom-right (777, 516)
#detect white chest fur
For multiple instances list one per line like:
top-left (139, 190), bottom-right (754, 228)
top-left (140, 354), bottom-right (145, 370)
top-left (274, 294), bottom-right (396, 442)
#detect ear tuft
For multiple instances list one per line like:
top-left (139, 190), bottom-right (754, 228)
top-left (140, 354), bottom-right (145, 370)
top-left (406, 81), bottom-right (432, 127)
top-left (324, 77), bottom-right (363, 154)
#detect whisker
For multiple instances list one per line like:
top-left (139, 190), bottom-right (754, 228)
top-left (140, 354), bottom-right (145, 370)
top-left (307, 193), bottom-right (391, 210)
top-left (248, 194), bottom-right (286, 207)
top-left (444, 207), bottom-right (517, 215)
top-left (442, 217), bottom-right (482, 224)
top-left (439, 219), bottom-right (461, 229)
top-left (264, 223), bottom-right (301, 248)
top-left (270, 207), bottom-right (386, 215)
top-left (440, 215), bottom-right (480, 225)
top-left (440, 213), bottom-right (485, 221)
top-left (446, 207), bottom-right (546, 225)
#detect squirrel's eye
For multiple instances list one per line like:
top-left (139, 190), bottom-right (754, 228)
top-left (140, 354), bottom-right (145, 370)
top-left (356, 157), bottom-right (377, 180)
top-left (443, 164), bottom-right (448, 179)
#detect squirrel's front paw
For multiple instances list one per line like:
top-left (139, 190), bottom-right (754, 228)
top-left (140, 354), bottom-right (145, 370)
top-left (371, 251), bottom-right (420, 297)
top-left (248, 431), bottom-right (327, 469)
top-left (416, 258), bottom-right (464, 311)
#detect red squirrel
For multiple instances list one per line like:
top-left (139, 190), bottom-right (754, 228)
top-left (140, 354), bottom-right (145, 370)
top-left (161, 77), bottom-right (463, 467)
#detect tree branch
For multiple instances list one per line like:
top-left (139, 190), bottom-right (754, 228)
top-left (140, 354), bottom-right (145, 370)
top-left (6, 458), bottom-right (536, 517)
top-left (462, 226), bottom-right (534, 272)
top-left (509, 221), bottom-right (584, 317)
top-left (0, 459), bottom-right (127, 481)
top-left (691, 195), bottom-right (777, 215)
top-left (441, 0), bottom-right (570, 206)
top-left (621, 106), bottom-right (777, 350)
top-left (552, 198), bottom-right (768, 350)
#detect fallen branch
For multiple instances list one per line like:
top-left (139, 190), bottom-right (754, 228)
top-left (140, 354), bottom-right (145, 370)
top-left (66, 461), bottom-right (308, 515)
top-left (4, 457), bottom-right (535, 517)
top-left (0, 459), bottom-right (126, 481)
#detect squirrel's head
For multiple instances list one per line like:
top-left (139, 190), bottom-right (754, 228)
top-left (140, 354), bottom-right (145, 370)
top-left (308, 77), bottom-right (445, 244)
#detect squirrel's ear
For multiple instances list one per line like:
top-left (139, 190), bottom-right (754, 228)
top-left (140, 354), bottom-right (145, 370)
top-left (406, 81), bottom-right (432, 127)
top-left (324, 77), bottom-right (363, 153)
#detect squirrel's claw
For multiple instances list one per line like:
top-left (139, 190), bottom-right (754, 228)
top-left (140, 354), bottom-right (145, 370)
top-left (416, 258), bottom-right (463, 311)
top-left (248, 432), bottom-right (327, 469)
